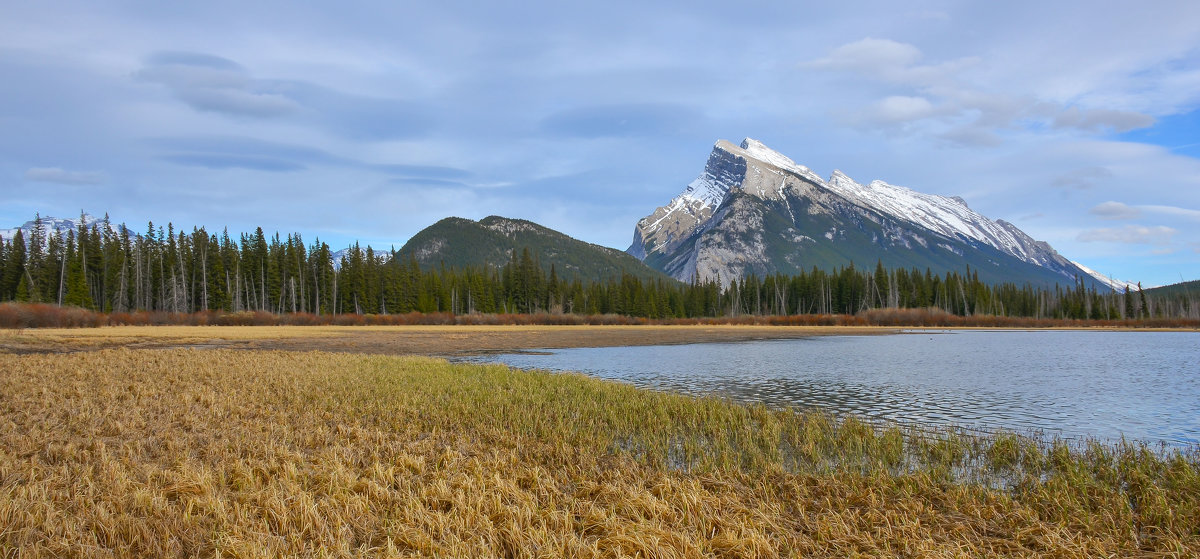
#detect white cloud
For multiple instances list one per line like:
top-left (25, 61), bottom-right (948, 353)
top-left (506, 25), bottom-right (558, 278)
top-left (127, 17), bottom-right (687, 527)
top-left (24, 167), bottom-right (105, 184)
top-left (1140, 204), bottom-right (1200, 221)
top-left (1090, 201), bottom-right (1140, 220)
top-left (870, 96), bottom-right (936, 123)
top-left (805, 37), bottom-right (981, 91)
top-left (807, 33), bottom-right (1175, 147)
top-left (1088, 201), bottom-right (1200, 222)
top-left (807, 38), bottom-right (923, 75)
top-left (1077, 225), bottom-right (1177, 245)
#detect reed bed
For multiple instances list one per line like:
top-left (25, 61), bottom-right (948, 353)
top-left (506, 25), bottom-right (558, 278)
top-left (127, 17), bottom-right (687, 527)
top-left (1, 349), bottom-right (1197, 557)
top-left (4, 301), bottom-right (1197, 330)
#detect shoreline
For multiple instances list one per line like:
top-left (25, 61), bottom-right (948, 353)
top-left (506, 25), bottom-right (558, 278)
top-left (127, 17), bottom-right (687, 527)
top-left (2, 323), bottom-right (1196, 356)
top-left (0, 324), bottom-right (899, 355)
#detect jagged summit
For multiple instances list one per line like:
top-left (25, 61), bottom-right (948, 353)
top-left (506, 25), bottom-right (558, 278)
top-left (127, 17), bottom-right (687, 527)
top-left (738, 138), bottom-right (800, 171)
top-left (629, 138), bottom-right (1115, 289)
top-left (724, 138), bottom-right (827, 185)
top-left (0, 213), bottom-right (102, 243)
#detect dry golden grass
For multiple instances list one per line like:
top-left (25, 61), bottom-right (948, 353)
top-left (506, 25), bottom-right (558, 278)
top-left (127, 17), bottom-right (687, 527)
top-left (0, 324), bottom-right (893, 356)
top-left (1, 349), bottom-right (1197, 557)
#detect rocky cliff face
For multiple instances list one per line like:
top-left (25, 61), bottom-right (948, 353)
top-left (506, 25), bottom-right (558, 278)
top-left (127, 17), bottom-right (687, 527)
top-left (628, 140), bottom-right (744, 262)
top-left (630, 138), bottom-right (1103, 288)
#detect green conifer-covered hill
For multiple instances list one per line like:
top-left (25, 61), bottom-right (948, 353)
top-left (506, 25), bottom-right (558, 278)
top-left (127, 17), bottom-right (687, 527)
top-left (396, 216), bottom-right (675, 284)
top-left (1146, 279), bottom-right (1200, 298)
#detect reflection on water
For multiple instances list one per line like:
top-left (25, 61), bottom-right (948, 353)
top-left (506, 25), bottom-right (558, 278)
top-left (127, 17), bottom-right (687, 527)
top-left (463, 330), bottom-right (1200, 447)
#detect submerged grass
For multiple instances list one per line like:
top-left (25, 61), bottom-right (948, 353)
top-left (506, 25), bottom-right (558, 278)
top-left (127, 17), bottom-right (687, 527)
top-left (1, 349), bottom-right (1198, 557)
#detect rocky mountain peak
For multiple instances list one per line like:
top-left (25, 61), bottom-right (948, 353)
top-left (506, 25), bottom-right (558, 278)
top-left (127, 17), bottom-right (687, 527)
top-left (828, 169), bottom-right (858, 188)
top-left (629, 137), bottom-right (1120, 290)
top-left (729, 138), bottom-right (825, 185)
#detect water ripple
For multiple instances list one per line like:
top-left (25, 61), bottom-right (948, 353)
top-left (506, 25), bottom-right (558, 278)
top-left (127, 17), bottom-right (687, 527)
top-left (462, 330), bottom-right (1200, 448)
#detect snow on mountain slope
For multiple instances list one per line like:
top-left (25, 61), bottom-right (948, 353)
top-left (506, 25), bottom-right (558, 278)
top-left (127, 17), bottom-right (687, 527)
top-left (824, 171), bottom-right (1038, 261)
top-left (628, 140), bottom-right (748, 261)
top-left (738, 139), bottom-right (1041, 265)
top-left (1070, 260), bottom-right (1141, 292)
top-left (0, 214), bottom-right (101, 243)
top-left (727, 139), bottom-right (1087, 274)
top-left (738, 138), bottom-right (827, 186)
top-left (631, 137), bottom-right (1127, 288)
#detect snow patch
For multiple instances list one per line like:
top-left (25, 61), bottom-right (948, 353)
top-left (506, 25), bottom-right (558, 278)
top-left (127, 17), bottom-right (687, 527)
top-left (937, 243), bottom-right (963, 256)
top-left (1070, 260), bottom-right (1141, 291)
top-left (736, 138), bottom-right (825, 185)
top-left (1, 214), bottom-right (104, 245)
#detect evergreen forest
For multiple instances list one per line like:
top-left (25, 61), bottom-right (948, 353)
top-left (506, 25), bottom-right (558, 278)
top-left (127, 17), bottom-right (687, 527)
top-left (1, 214), bottom-right (1196, 322)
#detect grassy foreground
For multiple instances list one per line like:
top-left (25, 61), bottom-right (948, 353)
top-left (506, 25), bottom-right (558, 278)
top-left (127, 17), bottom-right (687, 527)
top-left (1, 350), bottom-right (1198, 557)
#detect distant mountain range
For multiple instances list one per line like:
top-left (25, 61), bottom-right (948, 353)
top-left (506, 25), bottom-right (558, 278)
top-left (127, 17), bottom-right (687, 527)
top-left (629, 138), bottom-right (1132, 290)
top-left (0, 213), bottom-right (101, 242)
top-left (1, 140), bottom-right (1169, 293)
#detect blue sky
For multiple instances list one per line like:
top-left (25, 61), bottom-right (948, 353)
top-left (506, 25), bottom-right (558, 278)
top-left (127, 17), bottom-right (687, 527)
top-left (1, 0), bottom-right (1198, 286)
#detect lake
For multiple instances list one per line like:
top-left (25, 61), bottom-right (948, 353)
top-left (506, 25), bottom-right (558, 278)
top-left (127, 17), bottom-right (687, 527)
top-left (464, 330), bottom-right (1200, 448)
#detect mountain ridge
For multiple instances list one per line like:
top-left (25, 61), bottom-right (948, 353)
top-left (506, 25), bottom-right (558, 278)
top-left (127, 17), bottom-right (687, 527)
top-left (397, 215), bottom-right (673, 284)
top-left (630, 138), bottom-right (1117, 289)
top-left (0, 214), bottom-right (101, 243)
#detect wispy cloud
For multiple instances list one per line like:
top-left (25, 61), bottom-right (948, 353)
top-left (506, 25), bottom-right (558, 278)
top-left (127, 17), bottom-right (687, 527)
top-left (1089, 201), bottom-right (1140, 220)
top-left (1051, 167), bottom-right (1112, 190)
top-left (805, 37), bottom-right (927, 77)
top-left (137, 51), bottom-right (433, 140)
top-left (806, 37), bottom-right (1156, 142)
top-left (159, 153), bottom-right (305, 172)
top-left (148, 135), bottom-right (470, 178)
top-left (1089, 201), bottom-right (1200, 221)
top-left (24, 167), bottom-right (105, 184)
top-left (1052, 106), bottom-right (1154, 133)
top-left (137, 52), bottom-right (300, 118)
top-left (1077, 225), bottom-right (1177, 245)
top-left (1140, 204), bottom-right (1200, 221)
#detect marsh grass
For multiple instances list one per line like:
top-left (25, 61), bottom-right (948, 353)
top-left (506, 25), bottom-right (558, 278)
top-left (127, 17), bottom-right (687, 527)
top-left (4, 301), bottom-right (1198, 331)
top-left (1, 349), bottom-right (1198, 556)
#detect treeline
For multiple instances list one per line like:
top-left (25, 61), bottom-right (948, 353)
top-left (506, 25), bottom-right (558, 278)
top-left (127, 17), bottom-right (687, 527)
top-left (6, 302), bottom-right (1199, 330)
top-left (0, 214), bottom-right (1196, 322)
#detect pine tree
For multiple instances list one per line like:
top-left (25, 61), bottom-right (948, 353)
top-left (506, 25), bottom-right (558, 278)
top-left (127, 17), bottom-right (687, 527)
top-left (63, 230), bottom-right (94, 308)
top-left (873, 260), bottom-right (889, 309)
top-left (1, 230), bottom-right (26, 300)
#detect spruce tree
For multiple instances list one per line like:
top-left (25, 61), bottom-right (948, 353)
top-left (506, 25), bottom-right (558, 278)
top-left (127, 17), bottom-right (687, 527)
top-left (1, 230), bottom-right (26, 300)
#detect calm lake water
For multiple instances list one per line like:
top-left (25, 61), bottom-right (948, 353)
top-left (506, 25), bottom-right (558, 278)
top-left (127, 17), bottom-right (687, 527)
top-left (465, 330), bottom-right (1200, 447)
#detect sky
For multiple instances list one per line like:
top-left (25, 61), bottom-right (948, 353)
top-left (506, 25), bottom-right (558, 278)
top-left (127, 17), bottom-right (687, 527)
top-left (1, 1), bottom-right (1198, 287)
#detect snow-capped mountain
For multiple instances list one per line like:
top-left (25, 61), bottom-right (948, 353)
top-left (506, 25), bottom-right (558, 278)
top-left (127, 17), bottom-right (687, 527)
top-left (629, 138), bottom-right (1121, 289)
top-left (1069, 261), bottom-right (1140, 292)
top-left (0, 214), bottom-right (102, 244)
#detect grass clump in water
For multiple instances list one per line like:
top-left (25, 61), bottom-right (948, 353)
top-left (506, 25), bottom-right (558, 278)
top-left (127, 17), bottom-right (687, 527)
top-left (1, 348), bottom-right (1198, 557)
